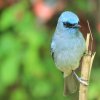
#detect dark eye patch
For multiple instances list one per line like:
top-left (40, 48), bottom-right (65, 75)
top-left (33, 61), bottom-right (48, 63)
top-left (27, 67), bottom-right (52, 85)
top-left (63, 22), bottom-right (76, 28)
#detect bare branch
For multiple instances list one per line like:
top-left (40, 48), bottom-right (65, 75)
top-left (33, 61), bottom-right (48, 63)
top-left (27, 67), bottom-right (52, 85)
top-left (79, 21), bottom-right (96, 100)
top-left (87, 20), bottom-right (93, 52)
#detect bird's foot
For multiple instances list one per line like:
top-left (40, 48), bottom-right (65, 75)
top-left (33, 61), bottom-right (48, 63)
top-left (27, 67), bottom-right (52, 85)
top-left (77, 77), bottom-right (88, 86)
top-left (73, 71), bottom-right (88, 86)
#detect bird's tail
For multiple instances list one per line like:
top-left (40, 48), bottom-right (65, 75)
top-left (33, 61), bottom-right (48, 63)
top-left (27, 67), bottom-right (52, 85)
top-left (63, 73), bottom-right (77, 96)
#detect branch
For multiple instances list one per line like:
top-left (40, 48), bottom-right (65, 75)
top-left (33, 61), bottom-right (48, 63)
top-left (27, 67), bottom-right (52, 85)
top-left (79, 21), bottom-right (96, 100)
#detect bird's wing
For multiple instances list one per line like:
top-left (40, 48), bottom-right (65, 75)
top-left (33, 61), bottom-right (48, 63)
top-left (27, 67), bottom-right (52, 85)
top-left (51, 41), bottom-right (55, 60)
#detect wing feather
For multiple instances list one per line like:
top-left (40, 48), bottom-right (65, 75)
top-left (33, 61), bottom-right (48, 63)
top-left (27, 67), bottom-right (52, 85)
top-left (51, 41), bottom-right (55, 60)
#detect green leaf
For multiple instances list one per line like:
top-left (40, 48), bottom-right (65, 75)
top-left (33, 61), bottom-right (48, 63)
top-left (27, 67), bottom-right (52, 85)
top-left (9, 88), bottom-right (29, 100)
top-left (0, 2), bottom-right (27, 31)
top-left (0, 55), bottom-right (20, 86)
top-left (0, 32), bottom-right (21, 56)
top-left (32, 81), bottom-right (53, 98)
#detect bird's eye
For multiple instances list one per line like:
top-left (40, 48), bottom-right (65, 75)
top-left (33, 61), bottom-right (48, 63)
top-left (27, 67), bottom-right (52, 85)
top-left (63, 22), bottom-right (75, 28)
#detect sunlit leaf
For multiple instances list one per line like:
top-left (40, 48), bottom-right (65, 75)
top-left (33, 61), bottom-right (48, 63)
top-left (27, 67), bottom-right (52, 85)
top-left (9, 88), bottom-right (29, 100)
top-left (0, 55), bottom-right (20, 86)
top-left (32, 81), bottom-right (53, 98)
top-left (0, 1), bottom-right (28, 31)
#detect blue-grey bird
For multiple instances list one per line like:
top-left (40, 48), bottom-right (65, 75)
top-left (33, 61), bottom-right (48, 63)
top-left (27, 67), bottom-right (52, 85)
top-left (51, 11), bottom-right (86, 95)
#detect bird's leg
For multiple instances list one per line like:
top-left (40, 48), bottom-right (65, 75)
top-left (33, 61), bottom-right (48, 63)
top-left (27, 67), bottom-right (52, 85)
top-left (72, 71), bottom-right (88, 86)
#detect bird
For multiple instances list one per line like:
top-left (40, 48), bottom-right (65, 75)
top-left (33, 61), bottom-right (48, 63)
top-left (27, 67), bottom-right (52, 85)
top-left (51, 11), bottom-right (87, 96)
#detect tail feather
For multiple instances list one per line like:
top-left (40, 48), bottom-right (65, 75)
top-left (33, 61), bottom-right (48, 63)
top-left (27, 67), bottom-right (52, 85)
top-left (63, 73), bottom-right (77, 96)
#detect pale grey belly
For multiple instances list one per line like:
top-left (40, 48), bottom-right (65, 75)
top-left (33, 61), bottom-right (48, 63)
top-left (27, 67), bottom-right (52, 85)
top-left (52, 32), bottom-right (86, 77)
top-left (54, 41), bottom-right (85, 74)
top-left (55, 50), bottom-right (81, 70)
top-left (55, 51), bottom-right (80, 69)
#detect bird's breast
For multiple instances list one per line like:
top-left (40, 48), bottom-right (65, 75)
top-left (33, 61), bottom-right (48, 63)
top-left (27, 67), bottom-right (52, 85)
top-left (54, 35), bottom-right (85, 72)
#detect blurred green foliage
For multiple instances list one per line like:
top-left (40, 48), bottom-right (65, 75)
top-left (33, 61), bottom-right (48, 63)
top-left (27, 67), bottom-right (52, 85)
top-left (0, 1), bottom-right (64, 100)
top-left (0, 1), bottom-right (100, 100)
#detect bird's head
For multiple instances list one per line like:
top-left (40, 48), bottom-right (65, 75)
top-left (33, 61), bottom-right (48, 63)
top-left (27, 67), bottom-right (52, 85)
top-left (56, 11), bottom-right (81, 33)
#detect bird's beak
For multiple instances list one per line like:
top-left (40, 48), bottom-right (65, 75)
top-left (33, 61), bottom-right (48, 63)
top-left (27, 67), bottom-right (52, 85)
top-left (73, 24), bottom-right (81, 28)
